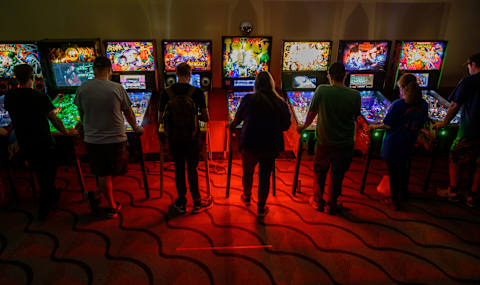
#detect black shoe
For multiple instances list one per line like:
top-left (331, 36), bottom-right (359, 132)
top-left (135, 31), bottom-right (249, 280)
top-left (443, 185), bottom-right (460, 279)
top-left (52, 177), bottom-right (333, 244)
top-left (324, 203), bottom-right (340, 216)
top-left (173, 199), bottom-right (187, 214)
top-left (309, 197), bottom-right (324, 212)
top-left (192, 198), bottom-right (213, 214)
top-left (241, 194), bottom-right (251, 206)
top-left (467, 193), bottom-right (479, 208)
top-left (106, 202), bottom-right (122, 218)
top-left (257, 206), bottom-right (269, 217)
top-left (87, 192), bottom-right (101, 213)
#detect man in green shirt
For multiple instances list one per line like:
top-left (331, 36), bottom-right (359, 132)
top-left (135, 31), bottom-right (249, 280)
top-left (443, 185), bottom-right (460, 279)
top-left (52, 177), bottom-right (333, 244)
top-left (297, 62), bottom-right (361, 215)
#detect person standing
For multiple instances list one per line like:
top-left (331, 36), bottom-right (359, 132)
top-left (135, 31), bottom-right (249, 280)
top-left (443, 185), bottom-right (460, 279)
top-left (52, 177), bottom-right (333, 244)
top-left (230, 71), bottom-right (291, 216)
top-left (5, 64), bottom-right (72, 220)
top-left (434, 52), bottom-right (480, 207)
top-left (75, 56), bottom-right (144, 218)
top-left (373, 73), bottom-right (428, 210)
top-left (297, 62), bottom-right (361, 215)
top-left (159, 63), bottom-right (212, 214)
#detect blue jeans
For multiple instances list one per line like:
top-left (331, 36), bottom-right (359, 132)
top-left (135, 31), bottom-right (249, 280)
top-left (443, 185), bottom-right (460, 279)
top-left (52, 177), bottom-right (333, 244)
top-left (313, 144), bottom-right (353, 208)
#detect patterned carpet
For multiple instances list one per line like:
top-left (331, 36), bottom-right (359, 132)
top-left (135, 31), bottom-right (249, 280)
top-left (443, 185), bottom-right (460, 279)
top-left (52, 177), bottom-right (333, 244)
top-left (1, 154), bottom-right (480, 285)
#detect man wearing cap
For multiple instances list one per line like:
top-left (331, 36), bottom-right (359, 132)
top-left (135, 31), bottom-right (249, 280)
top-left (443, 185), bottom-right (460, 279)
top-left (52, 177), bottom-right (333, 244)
top-left (297, 62), bottom-right (361, 215)
top-left (434, 52), bottom-right (480, 207)
top-left (75, 56), bottom-right (144, 218)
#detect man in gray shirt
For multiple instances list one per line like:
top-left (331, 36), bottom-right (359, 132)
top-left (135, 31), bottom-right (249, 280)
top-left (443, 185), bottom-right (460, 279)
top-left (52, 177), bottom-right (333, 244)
top-left (75, 56), bottom-right (143, 218)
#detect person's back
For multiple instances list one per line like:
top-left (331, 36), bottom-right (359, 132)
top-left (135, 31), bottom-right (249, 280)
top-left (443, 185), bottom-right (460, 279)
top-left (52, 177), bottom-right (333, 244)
top-left (5, 88), bottom-right (54, 150)
top-left (449, 72), bottom-right (480, 139)
top-left (311, 84), bottom-right (361, 147)
top-left (239, 92), bottom-right (291, 154)
top-left (75, 78), bottom-right (130, 144)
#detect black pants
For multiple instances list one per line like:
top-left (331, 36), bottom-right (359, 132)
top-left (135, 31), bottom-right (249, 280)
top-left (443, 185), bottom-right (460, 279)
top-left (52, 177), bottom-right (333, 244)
top-left (386, 160), bottom-right (409, 207)
top-left (171, 140), bottom-right (201, 206)
top-left (313, 144), bottom-right (353, 208)
top-left (241, 150), bottom-right (276, 209)
top-left (24, 147), bottom-right (57, 214)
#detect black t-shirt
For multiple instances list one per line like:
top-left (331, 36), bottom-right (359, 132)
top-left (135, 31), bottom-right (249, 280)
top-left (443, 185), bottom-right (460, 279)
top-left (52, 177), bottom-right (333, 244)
top-left (5, 88), bottom-right (55, 150)
top-left (159, 83), bottom-right (207, 113)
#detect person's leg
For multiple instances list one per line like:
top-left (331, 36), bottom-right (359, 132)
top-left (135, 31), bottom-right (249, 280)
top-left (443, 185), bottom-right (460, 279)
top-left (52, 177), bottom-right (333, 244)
top-left (98, 175), bottom-right (114, 208)
top-left (185, 141), bottom-right (201, 205)
top-left (328, 148), bottom-right (353, 211)
top-left (386, 161), bottom-right (402, 209)
top-left (467, 149), bottom-right (480, 207)
top-left (242, 150), bottom-right (257, 200)
top-left (173, 153), bottom-right (188, 206)
top-left (257, 156), bottom-right (274, 209)
top-left (313, 144), bottom-right (330, 205)
top-left (448, 138), bottom-right (467, 198)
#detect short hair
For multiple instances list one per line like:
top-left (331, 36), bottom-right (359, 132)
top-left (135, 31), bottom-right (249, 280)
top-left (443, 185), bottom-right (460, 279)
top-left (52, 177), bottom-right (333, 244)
top-left (176, 62), bottom-right (192, 77)
top-left (467, 52), bottom-right (480, 66)
top-left (93, 56), bottom-right (112, 71)
top-left (14, 64), bottom-right (34, 85)
top-left (328, 62), bottom-right (346, 82)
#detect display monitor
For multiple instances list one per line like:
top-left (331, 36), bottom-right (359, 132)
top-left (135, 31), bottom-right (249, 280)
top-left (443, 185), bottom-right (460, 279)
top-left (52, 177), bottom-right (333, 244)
top-left (412, 73), bottom-right (429, 87)
top-left (52, 62), bottom-right (94, 87)
top-left (190, 73), bottom-right (201, 88)
top-left (350, 74), bottom-right (374, 89)
top-left (340, 41), bottom-right (389, 71)
top-left (282, 41), bottom-right (331, 71)
top-left (222, 37), bottom-right (271, 79)
top-left (163, 41), bottom-right (211, 72)
top-left (0, 95), bottom-right (11, 128)
top-left (228, 91), bottom-right (251, 122)
top-left (360, 91), bottom-right (391, 124)
top-left (292, 75), bottom-right (316, 89)
top-left (49, 93), bottom-right (80, 133)
top-left (398, 41), bottom-right (446, 71)
top-left (126, 92), bottom-right (151, 131)
top-left (105, 41), bottom-right (155, 72)
top-left (0, 43), bottom-right (43, 78)
top-left (120, 74), bottom-right (146, 89)
top-left (286, 91), bottom-right (317, 129)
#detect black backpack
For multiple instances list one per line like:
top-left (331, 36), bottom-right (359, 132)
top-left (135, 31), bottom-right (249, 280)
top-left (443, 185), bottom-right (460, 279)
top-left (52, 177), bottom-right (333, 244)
top-left (163, 86), bottom-right (198, 143)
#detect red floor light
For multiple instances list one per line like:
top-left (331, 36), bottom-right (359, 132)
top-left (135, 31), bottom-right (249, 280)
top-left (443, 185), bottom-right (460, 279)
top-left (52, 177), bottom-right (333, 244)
top-left (176, 245), bottom-right (273, 251)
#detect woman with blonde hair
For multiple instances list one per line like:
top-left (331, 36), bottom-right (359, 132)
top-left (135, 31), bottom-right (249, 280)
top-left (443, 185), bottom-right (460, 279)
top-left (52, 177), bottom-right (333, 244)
top-left (376, 73), bottom-right (428, 210)
top-left (230, 71), bottom-right (291, 216)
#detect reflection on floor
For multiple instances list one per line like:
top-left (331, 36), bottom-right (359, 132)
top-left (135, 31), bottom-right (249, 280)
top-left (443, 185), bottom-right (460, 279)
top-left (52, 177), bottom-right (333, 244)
top-left (1, 156), bottom-right (480, 284)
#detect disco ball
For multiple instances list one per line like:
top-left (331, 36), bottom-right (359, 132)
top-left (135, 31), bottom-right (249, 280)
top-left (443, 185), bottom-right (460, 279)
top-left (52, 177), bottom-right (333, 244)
top-left (239, 21), bottom-right (253, 35)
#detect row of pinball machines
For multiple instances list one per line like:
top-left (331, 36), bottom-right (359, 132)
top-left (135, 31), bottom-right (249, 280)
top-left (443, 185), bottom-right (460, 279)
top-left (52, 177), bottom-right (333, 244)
top-left (216, 37), bottom-right (460, 196)
top-left (0, 39), bottom-right (214, 200)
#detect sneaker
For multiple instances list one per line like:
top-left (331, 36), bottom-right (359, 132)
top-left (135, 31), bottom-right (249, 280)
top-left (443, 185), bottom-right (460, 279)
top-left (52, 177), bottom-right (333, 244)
top-left (466, 193), bottom-right (479, 208)
top-left (309, 196), bottom-right (324, 212)
top-left (324, 203), bottom-right (340, 216)
top-left (87, 192), bottom-right (101, 213)
top-left (437, 187), bottom-right (461, 202)
top-left (192, 198), bottom-right (213, 214)
top-left (173, 199), bottom-right (187, 214)
top-left (241, 194), bottom-right (251, 206)
top-left (257, 206), bottom-right (270, 217)
top-left (106, 202), bottom-right (122, 218)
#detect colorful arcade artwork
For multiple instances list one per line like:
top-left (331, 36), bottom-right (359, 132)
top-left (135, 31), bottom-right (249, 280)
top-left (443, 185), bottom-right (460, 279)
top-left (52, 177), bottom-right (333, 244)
top-left (341, 41), bottom-right (389, 71)
top-left (422, 91), bottom-right (460, 124)
top-left (49, 93), bottom-right (80, 133)
top-left (360, 91), bottom-right (391, 124)
top-left (228, 91), bottom-right (251, 122)
top-left (222, 37), bottom-right (271, 78)
top-left (412, 73), bottom-right (429, 87)
top-left (105, 42), bottom-right (155, 72)
top-left (282, 41), bottom-right (331, 71)
top-left (0, 95), bottom-right (11, 128)
top-left (163, 41), bottom-right (211, 71)
top-left (49, 45), bottom-right (96, 87)
top-left (49, 46), bottom-right (96, 63)
top-left (0, 43), bottom-right (43, 78)
top-left (286, 91), bottom-right (317, 129)
top-left (398, 42), bottom-right (446, 71)
top-left (126, 92), bottom-right (151, 131)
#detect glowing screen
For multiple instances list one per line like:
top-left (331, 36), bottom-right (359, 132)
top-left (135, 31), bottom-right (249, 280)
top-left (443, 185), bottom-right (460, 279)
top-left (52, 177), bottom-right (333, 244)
top-left (228, 91), bottom-right (251, 123)
top-left (341, 41), bottom-right (389, 71)
top-left (350, 74), bottom-right (374, 89)
top-left (287, 91), bottom-right (317, 129)
top-left (360, 91), bottom-right (391, 124)
top-left (292, 75), bottom-right (316, 89)
top-left (0, 95), bottom-right (11, 128)
top-left (49, 93), bottom-right (80, 133)
top-left (398, 41), bottom-right (446, 71)
top-left (222, 37), bottom-right (271, 78)
top-left (412, 73), bottom-right (429, 87)
top-left (126, 92), bottom-right (151, 131)
top-left (282, 41), bottom-right (331, 71)
top-left (120, 74), bottom-right (146, 89)
top-left (105, 42), bottom-right (155, 72)
top-left (163, 41), bottom-right (211, 71)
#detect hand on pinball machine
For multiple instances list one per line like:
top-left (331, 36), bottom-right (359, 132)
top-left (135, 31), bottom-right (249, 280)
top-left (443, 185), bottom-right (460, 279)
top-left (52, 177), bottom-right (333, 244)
top-left (432, 121), bottom-right (447, 130)
top-left (67, 128), bottom-right (79, 137)
top-left (134, 125), bottom-right (144, 135)
top-left (296, 125), bottom-right (305, 134)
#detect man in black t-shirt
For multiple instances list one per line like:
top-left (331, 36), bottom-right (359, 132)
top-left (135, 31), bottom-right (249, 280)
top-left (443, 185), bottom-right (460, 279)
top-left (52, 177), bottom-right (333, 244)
top-left (5, 64), bottom-right (71, 220)
top-left (158, 63), bottom-right (212, 214)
